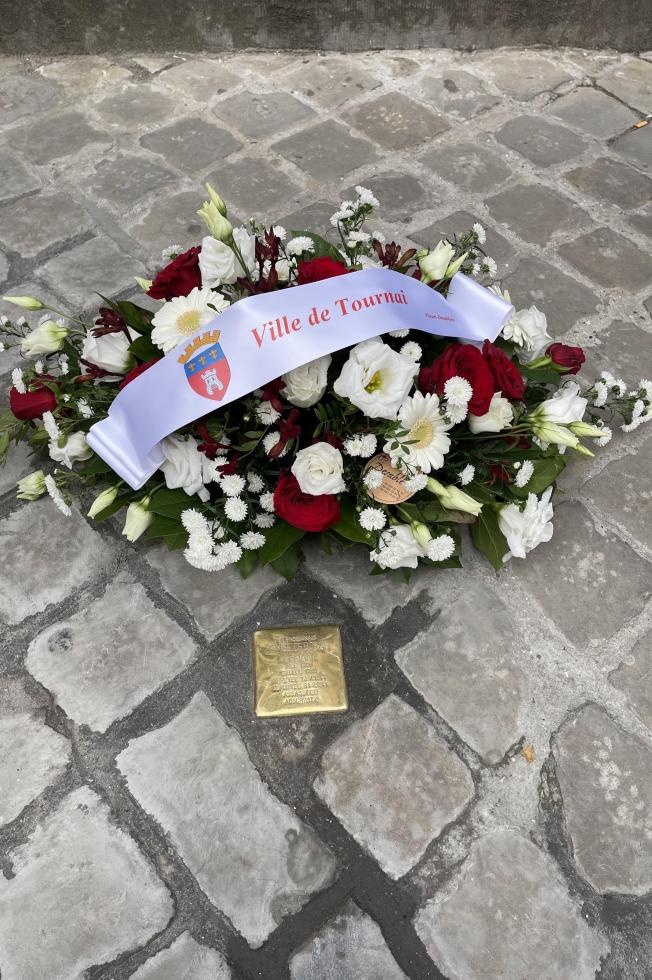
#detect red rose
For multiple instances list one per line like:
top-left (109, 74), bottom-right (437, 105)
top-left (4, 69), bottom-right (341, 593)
top-left (119, 358), bottom-right (160, 389)
top-left (296, 257), bottom-right (349, 285)
top-left (482, 341), bottom-right (526, 401)
top-left (273, 471), bottom-right (340, 532)
top-left (419, 342), bottom-right (495, 416)
top-left (547, 343), bottom-right (585, 375)
top-left (9, 380), bottom-right (57, 420)
top-left (147, 246), bottom-right (201, 301)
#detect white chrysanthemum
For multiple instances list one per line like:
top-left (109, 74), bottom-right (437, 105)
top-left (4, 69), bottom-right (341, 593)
top-left (262, 432), bottom-right (287, 457)
top-left (472, 222), bottom-right (486, 245)
top-left (633, 399), bottom-right (645, 420)
top-left (363, 469), bottom-right (383, 490)
top-left (483, 256), bottom-right (497, 278)
top-left (77, 399), bottom-right (93, 419)
top-left (44, 474), bottom-right (72, 517)
top-left (11, 367), bottom-right (26, 394)
top-left (427, 534), bottom-right (456, 562)
top-left (330, 201), bottom-right (356, 226)
top-left (161, 243), bottom-right (183, 260)
top-left (58, 354), bottom-right (69, 375)
top-left (219, 540), bottom-right (243, 565)
top-left (247, 473), bottom-right (265, 493)
top-left (34, 359), bottom-right (43, 374)
top-left (514, 460), bottom-right (534, 488)
top-left (446, 403), bottom-right (468, 425)
top-left (181, 508), bottom-right (211, 536)
top-left (343, 433), bottom-right (377, 458)
top-left (458, 464), bottom-right (475, 486)
top-left (272, 225), bottom-right (286, 240)
top-left (259, 491), bottom-right (275, 512)
top-left (256, 400), bottom-right (281, 426)
top-left (355, 185), bottom-right (379, 207)
top-left (254, 511), bottom-right (276, 528)
top-left (220, 474), bottom-right (246, 497)
top-left (224, 497), bottom-right (247, 522)
top-left (358, 507), bottom-right (387, 531)
top-left (596, 425), bottom-right (612, 446)
top-left (384, 391), bottom-right (452, 472)
top-left (472, 261), bottom-right (481, 278)
top-left (286, 236), bottom-right (315, 256)
top-left (371, 230), bottom-right (385, 244)
top-left (151, 287), bottom-right (230, 353)
top-left (346, 230), bottom-right (371, 246)
top-left (240, 530), bottom-right (266, 550)
top-left (612, 378), bottom-right (626, 396)
top-left (444, 375), bottom-right (473, 407)
top-left (639, 378), bottom-right (652, 401)
top-left (400, 341), bottom-right (422, 362)
top-left (42, 411), bottom-right (61, 441)
top-left (388, 329), bottom-right (409, 339)
top-left (404, 472), bottom-right (428, 493)
top-left (592, 381), bottom-right (608, 408)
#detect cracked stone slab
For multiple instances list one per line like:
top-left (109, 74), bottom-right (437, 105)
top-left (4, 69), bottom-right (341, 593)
top-left (485, 52), bottom-right (572, 100)
top-left (0, 679), bottom-right (71, 826)
top-left (549, 87), bottom-right (638, 139)
top-left (314, 694), bottom-right (473, 879)
top-left (395, 585), bottom-right (526, 763)
top-left (497, 116), bottom-right (587, 167)
top-left (146, 546), bottom-right (278, 638)
top-left (131, 932), bottom-right (231, 979)
top-left (290, 900), bottom-right (406, 979)
top-left (0, 786), bottom-right (173, 980)
top-left (609, 630), bottom-right (652, 728)
top-left (553, 705), bottom-right (652, 894)
top-left (0, 501), bottom-right (114, 626)
top-left (414, 831), bottom-right (607, 980)
top-left (504, 502), bottom-right (652, 645)
top-left (0, 191), bottom-right (93, 257)
top-left (26, 580), bottom-right (198, 732)
top-left (418, 69), bottom-right (499, 120)
top-left (597, 58), bottom-right (652, 113)
top-left (117, 693), bottom-right (336, 947)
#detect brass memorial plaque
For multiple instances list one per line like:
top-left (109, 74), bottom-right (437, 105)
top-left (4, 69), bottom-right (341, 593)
top-left (253, 625), bottom-right (348, 718)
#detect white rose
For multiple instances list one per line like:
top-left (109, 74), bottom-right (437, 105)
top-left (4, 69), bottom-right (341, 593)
top-left (533, 381), bottom-right (587, 425)
top-left (81, 327), bottom-right (138, 375)
top-left (419, 241), bottom-right (455, 283)
top-left (49, 431), bottom-right (92, 469)
top-left (282, 355), bottom-right (331, 408)
top-left (498, 488), bottom-right (554, 561)
top-left (468, 392), bottom-right (514, 433)
top-left (370, 525), bottom-right (424, 570)
top-left (160, 434), bottom-right (211, 500)
top-left (21, 319), bottom-right (67, 356)
top-left (199, 228), bottom-right (256, 288)
top-left (291, 442), bottom-right (345, 496)
top-left (333, 339), bottom-right (417, 420)
top-left (503, 305), bottom-right (551, 356)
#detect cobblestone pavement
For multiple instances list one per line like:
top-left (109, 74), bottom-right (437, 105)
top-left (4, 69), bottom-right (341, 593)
top-left (1, 47), bottom-right (652, 980)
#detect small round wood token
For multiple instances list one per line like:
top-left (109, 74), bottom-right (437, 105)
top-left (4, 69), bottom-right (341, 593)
top-left (363, 453), bottom-right (416, 504)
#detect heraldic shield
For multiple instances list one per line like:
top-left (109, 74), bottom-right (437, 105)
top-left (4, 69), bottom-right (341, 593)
top-left (179, 330), bottom-right (231, 402)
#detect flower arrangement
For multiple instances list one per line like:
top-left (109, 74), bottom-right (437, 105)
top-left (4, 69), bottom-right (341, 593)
top-left (2, 185), bottom-right (650, 580)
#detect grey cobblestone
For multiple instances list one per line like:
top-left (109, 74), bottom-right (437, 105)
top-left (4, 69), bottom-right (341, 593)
top-left (1, 48), bottom-right (652, 979)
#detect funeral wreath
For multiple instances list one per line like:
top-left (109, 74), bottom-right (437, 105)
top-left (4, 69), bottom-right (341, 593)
top-left (2, 185), bottom-right (649, 579)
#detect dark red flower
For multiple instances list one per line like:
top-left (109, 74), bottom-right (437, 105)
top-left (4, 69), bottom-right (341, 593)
top-left (296, 257), bottom-right (349, 285)
top-left (262, 378), bottom-right (286, 414)
top-left (273, 471), bottom-right (340, 532)
top-left (9, 379), bottom-right (57, 420)
top-left (547, 343), bottom-right (585, 375)
top-left (419, 342), bottom-right (495, 416)
top-left (119, 358), bottom-right (160, 389)
top-left (482, 341), bottom-right (526, 401)
top-left (318, 430), bottom-right (344, 450)
top-left (147, 246), bottom-right (201, 301)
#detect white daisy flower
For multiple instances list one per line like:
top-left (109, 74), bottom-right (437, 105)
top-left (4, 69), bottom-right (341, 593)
top-left (404, 472), bottom-right (428, 493)
top-left (355, 186), bottom-right (379, 207)
top-left (358, 507), bottom-right (387, 531)
top-left (240, 530), bottom-right (266, 550)
top-left (162, 243), bottom-right (183, 261)
top-left (363, 469), bottom-right (383, 490)
top-left (42, 411), bottom-right (61, 441)
top-left (388, 329), bottom-right (409, 339)
top-left (346, 230), bottom-right (371, 246)
top-left (514, 460), bottom-right (534, 488)
top-left (273, 225), bottom-right (287, 240)
top-left (224, 497), bottom-right (247, 522)
top-left (458, 464), bottom-right (475, 486)
top-left (483, 257), bottom-right (498, 278)
top-left (596, 425), bottom-right (612, 446)
top-left (259, 491), bottom-right (276, 512)
top-left (256, 400), bottom-right (281, 426)
top-left (151, 287), bottom-right (230, 353)
top-left (247, 473), bottom-right (265, 493)
top-left (11, 368), bottom-right (26, 394)
top-left (286, 236), bottom-right (315, 256)
top-left (254, 512), bottom-right (276, 528)
top-left (220, 474), bottom-right (246, 497)
top-left (427, 534), bottom-right (456, 561)
top-left (472, 222), bottom-right (486, 245)
top-left (444, 375), bottom-right (473, 407)
top-left (343, 433), bottom-right (377, 458)
top-left (592, 381), bottom-right (608, 408)
top-left (400, 341), bottom-right (422, 362)
top-left (384, 391), bottom-right (452, 473)
top-left (262, 432), bottom-right (287, 457)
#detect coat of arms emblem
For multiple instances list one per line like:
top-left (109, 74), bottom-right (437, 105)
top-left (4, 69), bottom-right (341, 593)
top-left (177, 329), bottom-right (231, 401)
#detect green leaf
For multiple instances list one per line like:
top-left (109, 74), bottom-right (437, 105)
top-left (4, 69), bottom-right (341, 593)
top-left (520, 365), bottom-right (562, 386)
top-left (129, 335), bottom-right (161, 362)
top-left (271, 542), bottom-right (302, 580)
top-left (511, 457), bottom-right (566, 498)
top-left (289, 230), bottom-right (343, 263)
top-left (332, 498), bottom-right (371, 544)
top-left (81, 456), bottom-right (113, 475)
top-left (259, 522), bottom-right (305, 566)
top-left (471, 507), bottom-right (509, 572)
top-left (144, 515), bottom-right (188, 550)
top-left (149, 488), bottom-right (193, 520)
top-left (237, 548), bottom-right (259, 578)
top-left (116, 301), bottom-right (154, 335)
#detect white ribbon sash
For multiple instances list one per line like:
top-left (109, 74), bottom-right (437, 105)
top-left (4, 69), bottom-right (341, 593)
top-left (87, 268), bottom-right (513, 489)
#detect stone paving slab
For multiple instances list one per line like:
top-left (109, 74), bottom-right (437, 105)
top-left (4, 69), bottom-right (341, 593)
top-left (1, 46), bottom-right (652, 980)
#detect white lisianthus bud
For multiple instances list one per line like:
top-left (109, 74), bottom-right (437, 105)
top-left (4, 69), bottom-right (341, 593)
top-left (291, 442), bottom-right (346, 495)
top-left (205, 183), bottom-right (228, 216)
top-left (16, 470), bottom-right (46, 500)
top-left (197, 200), bottom-right (233, 242)
top-left (568, 421), bottom-right (606, 439)
top-left (426, 477), bottom-right (483, 516)
top-left (87, 486), bottom-right (119, 519)
top-left (445, 252), bottom-right (468, 278)
top-left (134, 276), bottom-right (153, 292)
top-left (123, 496), bottom-right (153, 542)
top-left (411, 521), bottom-right (432, 549)
top-left (419, 241), bottom-right (456, 283)
top-left (529, 420), bottom-right (580, 448)
top-left (2, 295), bottom-right (45, 310)
top-left (21, 319), bottom-right (68, 356)
top-left (468, 392), bottom-right (514, 434)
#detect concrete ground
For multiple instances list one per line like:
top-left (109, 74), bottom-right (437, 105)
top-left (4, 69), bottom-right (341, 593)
top-left (0, 47), bottom-right (651, 980)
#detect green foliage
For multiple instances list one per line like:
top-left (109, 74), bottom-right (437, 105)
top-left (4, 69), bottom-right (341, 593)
top-left (471, 506), bottom-right (509, 571)
top-left (149, 487), bottom-right (194, 520)
top-left (144, 515), bottom-right (188, 550)
top-left (129, 335), bottom-right (160, 363)
top-left (332, 498), bottom-right (371, 544)
top-left (271, 542), bottom-right (303, 580)
top-left (115, 301), bottom-right (154, 335)
top-left (259, 522), bottom-right (305, 566)
top-left (511, 457), bottom-right (566, 498)
top-left (289, 230), bottom-right (344, 263)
